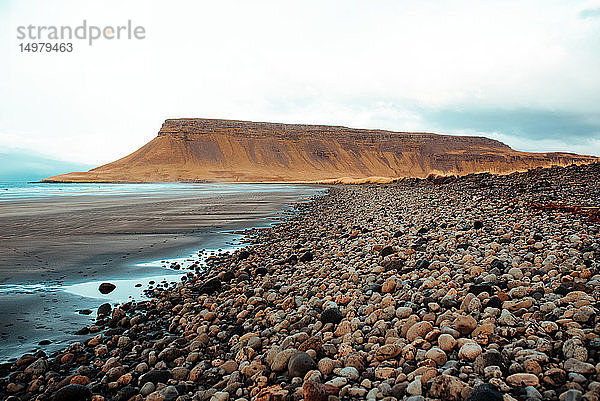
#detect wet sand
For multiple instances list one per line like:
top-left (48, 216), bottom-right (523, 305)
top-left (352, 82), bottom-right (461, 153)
top-left (0, 189), bottom-right (321, 281)
top-left (0, 186), bottom-right (323, 361)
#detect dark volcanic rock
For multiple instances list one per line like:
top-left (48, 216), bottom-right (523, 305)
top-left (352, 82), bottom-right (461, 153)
top-left (380, 246), bottom-right (395, 257)
top-left (114, 385), bottom-right (137, 401)
top-left (381, 258), bottom-right (404, 271)
top-left (139, 369), bottom-right (173, 385)
top-left (53, 384), bottom-right (92, 401)
top-left (229, 325), bottom-right (245, 337)
top-left (490, 259), bottom-right (505, 271)
top-left (474, 350), bottom-right (506, 375)
top-left (321, 308), bottom-right (344, 325)
top-left (238, 250), bottom-right (251, 260)
top-left (486, 296), bottom-right (503, 309)
top-left (299, 251), bottom-right (314, 262)
top-left (465, 383), bottom-right (503, 401)
top-left (470, 283), bottom-right (493, 295)
top-left (221, 270), bottom-right (235, 282)
top-left (365, 283), bottom-right (383, 293)
top-left (255, 267), bottom-right (268, 275)
top-left (97, 303), bottom-right (112, 316)
top-left (74, 327), bottom-right (90, 335)
top-left (98, 282), bottom-right (116, 294)
top-left (555, 282), bottom-right (593, 294)
top-left (277, 254), bottom-right (298, 265)
top-left (196, 278), bottom-right (221, 295)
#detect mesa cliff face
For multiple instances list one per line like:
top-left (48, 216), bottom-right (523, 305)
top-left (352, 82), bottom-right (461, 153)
top-left (44, 119), bottom-right (599, 183)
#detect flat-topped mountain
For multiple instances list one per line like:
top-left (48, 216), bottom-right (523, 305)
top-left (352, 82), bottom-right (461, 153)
top-left (44, 118), bottom-right (599, 183)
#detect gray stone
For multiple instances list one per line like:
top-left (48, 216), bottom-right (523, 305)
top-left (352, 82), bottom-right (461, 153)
top-left (524, 386), bottom-right (543, 401)
top-left (339, 366), bottom-right (360, 380)
top-left (24, 358), bottom-right (48, 376)
top-left (270, 348), bottom-right (296, 372)
top-left (568, 372), bottom-right (587, 383)
top-left (564, 358), bottom-right (595, 374)
top-left (407, 378), bottom-right (422, 396)
top-left (160, 385), bottom-right (179, 401)
top-left (288, 351), bottom-right (316, 378)
top-left (428, 374), bottom-right (467, 401)
top-left (210, 391), bottom-right (230, 401)
top-left (563, 338), bottom-right (588, 361)
top-left (560, 389), bottom-right (583, 401)
top-left (498, 309), bottom-right (517, 326)
top-left (140, 382), bottom-right (155, 396)
top-left (139, 369), bottom-right (173, 385)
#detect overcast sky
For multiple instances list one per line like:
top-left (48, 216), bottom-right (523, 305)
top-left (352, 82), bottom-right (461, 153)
top-left (1, 0), bottom-right (600, 165)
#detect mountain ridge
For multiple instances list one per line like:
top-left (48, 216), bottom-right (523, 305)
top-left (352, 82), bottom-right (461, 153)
top-left (43, 118), bottom-right (599, 183)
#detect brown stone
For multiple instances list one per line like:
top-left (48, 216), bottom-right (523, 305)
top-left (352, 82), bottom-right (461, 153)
top-left (406, 321), bottom-right (433, 342)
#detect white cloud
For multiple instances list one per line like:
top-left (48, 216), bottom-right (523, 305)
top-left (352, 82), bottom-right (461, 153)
top-left (1, 0), bottom-right (599, 164)
top-left (487, 132), bottom-right (600, 157)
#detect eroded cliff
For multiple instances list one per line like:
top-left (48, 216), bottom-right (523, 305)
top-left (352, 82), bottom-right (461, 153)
top-left (44, 119), bottom-right (599, 183)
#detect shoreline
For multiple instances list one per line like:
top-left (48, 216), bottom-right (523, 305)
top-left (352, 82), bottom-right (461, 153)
top-left (1, 162), bottom-right (599, 401)
top-left (0, 185), bottom-right (324, 364)
top-left (0, 237), bottom-right (240, 363)
top-left (0, 187), bottom-right (323, 280)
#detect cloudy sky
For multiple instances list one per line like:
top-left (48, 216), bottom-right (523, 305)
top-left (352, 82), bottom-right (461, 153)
top-left (1, 0), bottom-right (600, 166)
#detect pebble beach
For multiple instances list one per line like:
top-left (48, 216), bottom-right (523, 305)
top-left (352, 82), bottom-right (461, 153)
top-left (2, 162), bottom-right (600, 401)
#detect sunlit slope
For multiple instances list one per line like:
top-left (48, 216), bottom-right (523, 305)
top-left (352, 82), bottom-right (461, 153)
top-left (44, 119), bottom-right (599, 183)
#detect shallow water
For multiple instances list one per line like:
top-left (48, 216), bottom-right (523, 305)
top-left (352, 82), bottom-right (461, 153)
top-left (0, 240), bottom-right (243, 362)
top-left (62, 244), bottom-right (240, 303)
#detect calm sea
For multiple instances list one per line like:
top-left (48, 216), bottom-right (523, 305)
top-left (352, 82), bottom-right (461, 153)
top-left (0, 181), bottom-right (318, 201)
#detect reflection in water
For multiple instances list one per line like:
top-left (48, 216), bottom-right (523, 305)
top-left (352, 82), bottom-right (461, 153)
top-left (0, 244), bottom-right (240, 305)
top-left (0, 243), bottom-right (241, 362)
top-left (62, 244), bottom-right (240, 304)
top-left (62, 274), bottom-right (184, 302)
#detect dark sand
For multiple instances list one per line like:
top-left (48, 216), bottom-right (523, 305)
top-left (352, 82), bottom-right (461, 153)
top-left (0, 186), bottom-right (323, 361)
top-left (0, 189), bottom-right (320, 281)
